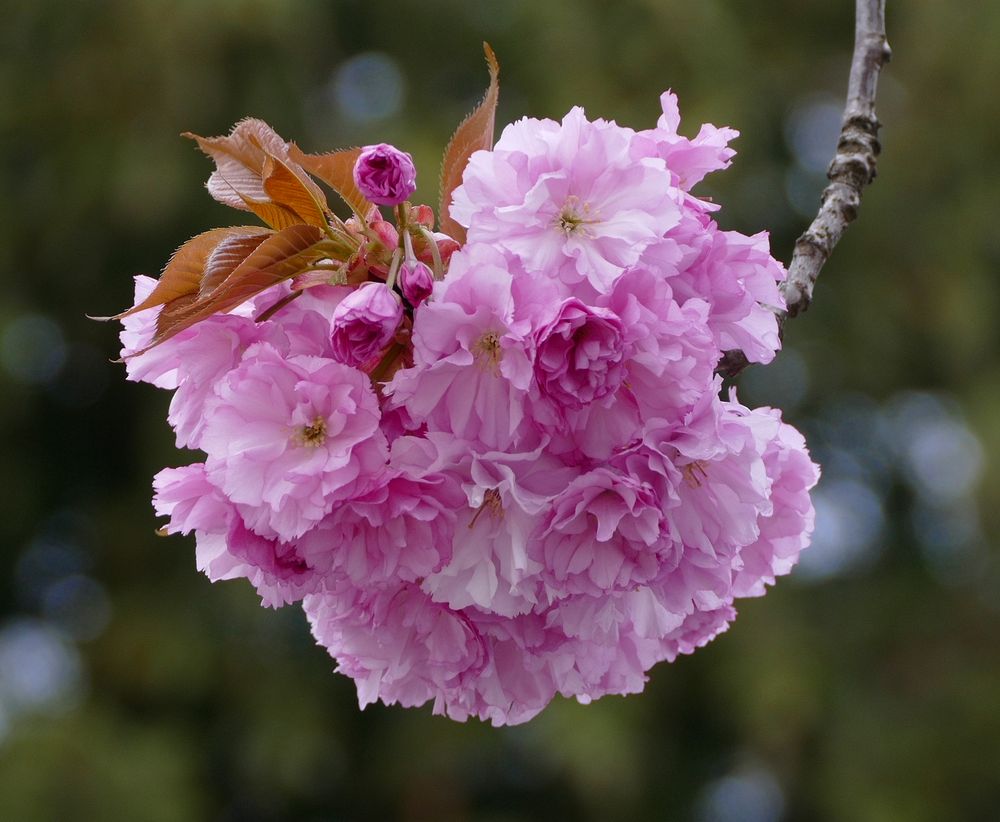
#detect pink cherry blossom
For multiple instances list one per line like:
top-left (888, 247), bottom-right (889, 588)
top-left (304, 582), bottom-right (488, 715)
top-left (535, 466), bottom-right (670, 597)
top-left (330, 282), bottom-right (403, 368)
top-left (123, 88), bottom-right (818, 727)
top-left (385, 245), bottom-right (534, 450)
top-left (451, 107), bottom-right (681, 293)
top-left (532, 299), bottom-right (626, 410)
top-left (201, 343), bottom-right (388, 541)
top-left (152, 464), bottom-right (317, 607)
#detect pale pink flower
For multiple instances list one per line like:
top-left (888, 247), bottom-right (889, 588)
top-left (632, 90), bottom-right (739, 192)
top-left (731, 408), bottom-right (820, 597)
top-left (599, 267), bottom-right (718, 417)
top-left (535, 466), bottom-right (670, 597)
top-left (384, 245), bottom-right (534, 450)
top-left (152, 464), bottom-right (317, 607)
top-left (296, 470), bottom-right (464, 588)
top-left (201, 343), bottom-right (388, 542)
top-left (451, 108), bottom-right (681, 292)
top-left (657, 216), bottom-right (785, 364)
top-left (643, 387), bottom-right (774, 561)
top-left (304, 582), bottom-right (488, 715)
top-left (414, 434), bottom-right (576, 617)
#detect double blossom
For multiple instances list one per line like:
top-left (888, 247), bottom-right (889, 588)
top-left (124, 91), bottom-right (819, 725)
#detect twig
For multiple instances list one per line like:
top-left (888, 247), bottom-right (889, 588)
top-left (718, 0), bottom-right (891, 379)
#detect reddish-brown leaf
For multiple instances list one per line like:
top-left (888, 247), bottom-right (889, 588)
top-left (262, 154), bottom-right (330, 227)
top-left (238, 195), bottom-right (306, 232)
top-left (288, 145), bottom-right (375, 220)
top-left (108, 226), bottom-right (268, 320)
top-left (143, 224), bottom-right (326, 350)
top-left (438, 43), bottom-right (500, 244)
top-left (198, 232), bottom-right (273, 297)
top-left (185, 119), bottom-right (331, 230)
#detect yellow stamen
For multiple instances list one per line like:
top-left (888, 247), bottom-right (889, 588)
top-left (682, 461), bottom-right (709, 489)
top-left (555, 195), bottom-right (601, 237)
top-left (295, 416), bottom-right (328, 448)
top-left (468, 488), bottom-right (504, 529)
top-left (472, 330), bottom-right (503, 374)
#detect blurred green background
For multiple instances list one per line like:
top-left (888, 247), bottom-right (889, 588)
top-left (2, 0), bottom-right (999, 819)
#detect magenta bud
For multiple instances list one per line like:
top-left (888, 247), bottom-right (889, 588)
top-left (353, 143), bottom-right (417, 207)
top-left (330, 282), bottom-right (403, 367)
top-left (399, 260), bottom-right (434, 306)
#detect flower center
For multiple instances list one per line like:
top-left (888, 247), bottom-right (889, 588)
top-left (681, 461), bottom-right (709, 489)
top-left (555, 195), bottom-right (600, 236)
top-left (468, 488), bottom-right (504, 529)
top-left (295, 416), bottom-right (328, 448)
top-left (472, 330), bottom-right (503, 374)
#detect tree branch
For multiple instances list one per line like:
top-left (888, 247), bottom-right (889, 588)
top-left (718, 0), bottom-right (891, 379)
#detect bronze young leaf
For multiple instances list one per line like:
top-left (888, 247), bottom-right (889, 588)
top-left (438, 42), bottom-right (500, 244)
top-left (138, 223), bottom-right (328, 353)
top-left (288, 145), bottom-right (375, 221)
top-left (184, 119), bottom-right (331, 231)
top-left (108, 226), bottom-right (270, 320)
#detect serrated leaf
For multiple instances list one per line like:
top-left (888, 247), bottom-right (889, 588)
top-left (262, 153), bottom-right (331, 227)
top-left (107, 226), bottom-right (269, 320)
top-left (438, 43), bottom-right (500, 244)
top-left (185, 119), bottom-right (331, 230)
top-left (288, 144), bottom-right (375, 220)
top-left (199, 232), bottom-right (273, 297)
top-left (238, 194), bottom-right (305, 231)
top-left (140, 224), bottom-right (327, 351)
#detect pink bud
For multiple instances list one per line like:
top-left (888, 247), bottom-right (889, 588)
top-left (353, 144), bottom-right (417, 207)
top-left (371, 219), bottom-right (399, 249)
top-left (409, 204), bottom-right (435, 229)
top-left (330, 283), bottom-right (403, 367)
top-left (399, 260), bottom-right (434, 306)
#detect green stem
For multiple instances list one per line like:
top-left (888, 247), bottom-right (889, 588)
top-left (384, 248), bottom-right (403, 291)
top-left (419, 227), bottom-right (445, 280)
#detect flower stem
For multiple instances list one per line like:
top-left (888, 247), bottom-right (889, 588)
top-left (385, 248), bottom-right (403, 291)
top-left (419, 227), bottom-right (445, 280)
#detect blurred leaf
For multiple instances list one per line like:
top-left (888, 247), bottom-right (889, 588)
top-left (438, 42), bottom-right (500, 244)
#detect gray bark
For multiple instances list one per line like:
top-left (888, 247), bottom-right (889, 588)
top-left (718, 0), bottom-right (891, 379)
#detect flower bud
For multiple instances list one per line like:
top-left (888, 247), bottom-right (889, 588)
top-left (399, 260), bottom-right (434, 306)
top-left (353, 143), bottom-right (417, 207)
top-left (409, 204), bottom-right (435, 229)
top-left (431, 234), bottom-right (460, 267)
top-left (330, 282), bottom-right (403, 367)
top-left (370, 218), bottom-right (398, 250)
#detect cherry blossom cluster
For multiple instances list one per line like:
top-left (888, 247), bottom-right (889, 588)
top-left (122, 93), bottom-right (818, 725)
